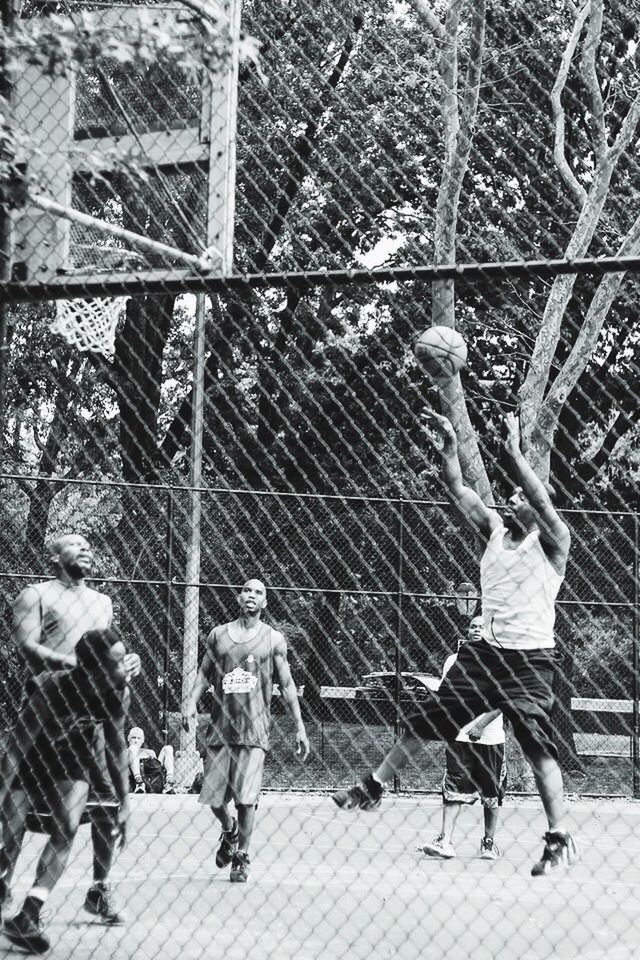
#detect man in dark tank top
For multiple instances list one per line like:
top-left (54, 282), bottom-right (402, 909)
top-left (182, 578), bottom-right (309, 883)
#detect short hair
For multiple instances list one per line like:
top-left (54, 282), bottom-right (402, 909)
top-left (75, 628), bottom-right (122, 673)
top-left (128, 726), bottom-right (144, 742)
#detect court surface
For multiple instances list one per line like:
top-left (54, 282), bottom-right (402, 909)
top-left (2, 793), bottom-right (640, 960)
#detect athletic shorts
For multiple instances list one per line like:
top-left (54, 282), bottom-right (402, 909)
top-left (405, 639), bottom-right (559, 761)
top-left (442, 741), bottom-right (507, 808)
top-left (199, 744), bottom-right (265, 807)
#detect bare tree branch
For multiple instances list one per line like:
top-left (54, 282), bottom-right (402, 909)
top-left (551, 1), bottom-right (589, 204)
top-left (580, 0), bottom-right (607, 156)
top-left (408, 0), bottom-right (446, 41)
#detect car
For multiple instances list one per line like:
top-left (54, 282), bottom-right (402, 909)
top-left (356, 671), bottom-right (441, 700)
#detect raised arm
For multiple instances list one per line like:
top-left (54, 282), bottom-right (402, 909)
top-left (424, 411), bottom-right (499, 539)
top-left (504, 414), bottom-right (571, 566)
top-left (181, 629), bottom-right (217, 732)
top-left (273, 631), bottom-right (309, 761)
top-left (12, 586), bottom-right (76, 671)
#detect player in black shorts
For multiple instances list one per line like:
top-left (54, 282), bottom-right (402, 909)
top-left (0, 629), bottom-right (130, 954)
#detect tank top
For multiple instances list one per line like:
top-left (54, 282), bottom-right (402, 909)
top-left (480, 524), bottom-right (564, 650)
top-left (207, 622), bottom-right (274, 750)
top-left (22, 579), bottom-right (113, 659)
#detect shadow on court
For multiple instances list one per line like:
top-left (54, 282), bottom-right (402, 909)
top-left (2, 793), bottom-right (640, 960)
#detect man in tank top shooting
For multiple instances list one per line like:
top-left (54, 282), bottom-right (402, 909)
top-left (333, 412), bottom-right (578, 877)
top-left (182, 578), bottom-right (309, 883)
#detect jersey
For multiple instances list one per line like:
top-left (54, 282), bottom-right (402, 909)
top-left (440, 652), bottom-right (505, 745)
top-left (204, 622), bottom-right (275, 751)
top-left (480, 524), bottom-right (563, 651)
top-left (19, 579), bottom-right (113, 662)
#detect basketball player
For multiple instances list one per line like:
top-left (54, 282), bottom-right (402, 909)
top-left (422, 616), bottom-right (506, 861)
top-left (5, 534), bottom-right (140, 923)
top-left (334, 412), bottom-right (578, 877)
top-left (182, 578), bottom-right (310, 883)
top-left (0, 630), bottom-right (130, 954)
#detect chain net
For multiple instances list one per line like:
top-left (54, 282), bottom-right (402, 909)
top-left (1, 1), bottom-right (640, 959)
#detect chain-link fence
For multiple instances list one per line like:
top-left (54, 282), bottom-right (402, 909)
top-left (3, 1), bottom-right (640, 958)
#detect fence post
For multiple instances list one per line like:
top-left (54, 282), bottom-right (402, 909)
top-left (162, 488), bottom-right (175, 746)
top-left (633, 513), bottom-right (639, 798)
top-left (393, 498), bottom-right (404, 794)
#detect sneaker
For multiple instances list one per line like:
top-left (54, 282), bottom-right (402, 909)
top-left (3, 912), bottom-right (50, 954)
top-left (332, 774), bottom-right (383, 811)
top-left (215, 819), bottom-right (239, 868)
top-left (531, 831), bottom-right (579, 877)
top-left (479, 836), bottom-right (500, 860)
top-left (133, 780), bottom-right (146, 794)
top-left (162, 781), bottom-right (176, 795)
top-left (421, 835), bottom-right (456, 859)
top-left (83, 882), bottom-right (125, 924)
top-left (230, 852), bottom-right (251, 883)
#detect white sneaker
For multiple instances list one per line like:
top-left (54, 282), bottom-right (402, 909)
top-left (479, 836), bottom-right (500, 860)
top-left (421, 835), bottom-right (456, 859)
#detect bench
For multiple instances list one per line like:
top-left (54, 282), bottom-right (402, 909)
top-left (571, 697), bottom-right (635, 759)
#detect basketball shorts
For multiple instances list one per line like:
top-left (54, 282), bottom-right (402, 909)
top-left (405, 640), bottom-right (559, 761)
top-left (199, 744), bottom-right (265, 807)
top-left (442, 741), bottom-right (507, 808)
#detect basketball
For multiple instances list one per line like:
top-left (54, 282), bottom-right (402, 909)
top-left (413, 325), bottom-right (467, 380)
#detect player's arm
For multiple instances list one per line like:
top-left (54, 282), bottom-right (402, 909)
top-left (423, 411), bottom-right (500, 539)
top-left (504, 413), bottom-right (571, 562)
top-left (467, 710), bottom-right (502, 742)
top-left (12, 586), bottom-right (76, 670)
top-left (273, 631), bottom-right (310, 761)
top-left (181, 628), bottom-right (217, 732)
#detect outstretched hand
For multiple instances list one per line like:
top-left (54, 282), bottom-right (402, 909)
top-left (504, 412), bottom-right (521, 458)
top-left (421, 409), bottom-right (457, 449)
top-left (295, 726), bottom-right (310, 762)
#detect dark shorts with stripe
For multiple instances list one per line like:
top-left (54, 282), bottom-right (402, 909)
top-left (405, 639), bottom-right (558, 762)
top-left (443, 741), bottom-right (507, 808)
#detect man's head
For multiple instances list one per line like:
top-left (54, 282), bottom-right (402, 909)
top-left (128, 727), bottom-right (145, 748)
top-left (503, 483), bottom-right (557, 534)
top-left (467, 616), bottom-right (483, 642)
top-left (48, 534), bottom-right (93, 580)
top-left (237, 578), bottom-right (267, 617)
top-left (75, 628), bottom-right (128, 692)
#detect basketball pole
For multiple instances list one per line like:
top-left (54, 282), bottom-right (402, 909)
top-left (178, 0), bottom-right (240, 779)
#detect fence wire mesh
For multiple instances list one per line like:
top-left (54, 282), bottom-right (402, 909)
top-left (1, 1), bottom-right (640, 959)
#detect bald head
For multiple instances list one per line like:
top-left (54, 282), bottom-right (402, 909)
top-left (237, 579), bottom-right (267, 616)
top-left (48, 534), bottom-right (93, 580)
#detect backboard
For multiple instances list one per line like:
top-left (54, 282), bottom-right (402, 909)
top-left (9, 1), bottom-right (239, 293)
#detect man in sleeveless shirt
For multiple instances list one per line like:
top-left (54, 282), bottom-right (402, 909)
top-left (182, 578), bottom-right (310, 883)
top-left (334, 413), bottom-right (578, 877)
top-left (6, 534), bottom-right (140, 923)
top-left (0, 629), bottom-right (130, 954)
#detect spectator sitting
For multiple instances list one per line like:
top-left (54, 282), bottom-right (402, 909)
top-left (127, 727), bottom-right (176, 795)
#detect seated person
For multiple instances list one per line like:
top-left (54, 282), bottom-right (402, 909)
top-left (127, 727), bottom-right (176, 794)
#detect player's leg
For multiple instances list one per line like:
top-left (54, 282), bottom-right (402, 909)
top-left (333, 652), bottom-right (491, 812)
top-left (228, 747), bottom-right (265, 884)
top-left (199, 744), bottom-right (239, 868)
top-left (474, 744), bottom-right (505, 860)
top-left (4, 780), bottom-right (88, 954)
top-left (83, 805), bottom-right (124, 924)
top-left (0, 787), bottom-right (30, 922)
top-left (496, 649), bottom-right (578, 875)
top-left (422, 743), bottom-right (474, 859)
top-left (158, 746), bottom-right (176, 794)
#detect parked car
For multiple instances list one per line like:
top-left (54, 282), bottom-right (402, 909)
top-left (356, 671), bottom-right (440, 701)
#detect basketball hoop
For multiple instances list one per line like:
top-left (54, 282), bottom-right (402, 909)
top-left (455, 581), bottom-right (478, 617)
top-left (50, 297), bottom-right (127, 358)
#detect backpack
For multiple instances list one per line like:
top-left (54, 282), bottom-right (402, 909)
top-left (141, 756), bottom-right (165, 793)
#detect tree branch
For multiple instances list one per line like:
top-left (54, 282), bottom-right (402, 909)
top-left (408, 0), bottom-right (446, 41)
top-left (580, 0), bottom-right (607, 157)
top-left (550, 1), bottom-right (589, 205)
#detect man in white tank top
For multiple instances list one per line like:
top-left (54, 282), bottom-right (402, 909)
top-left (182, 578), bottom-right (309, 883)
top-left (334, 413), bottom-right (578, 878)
